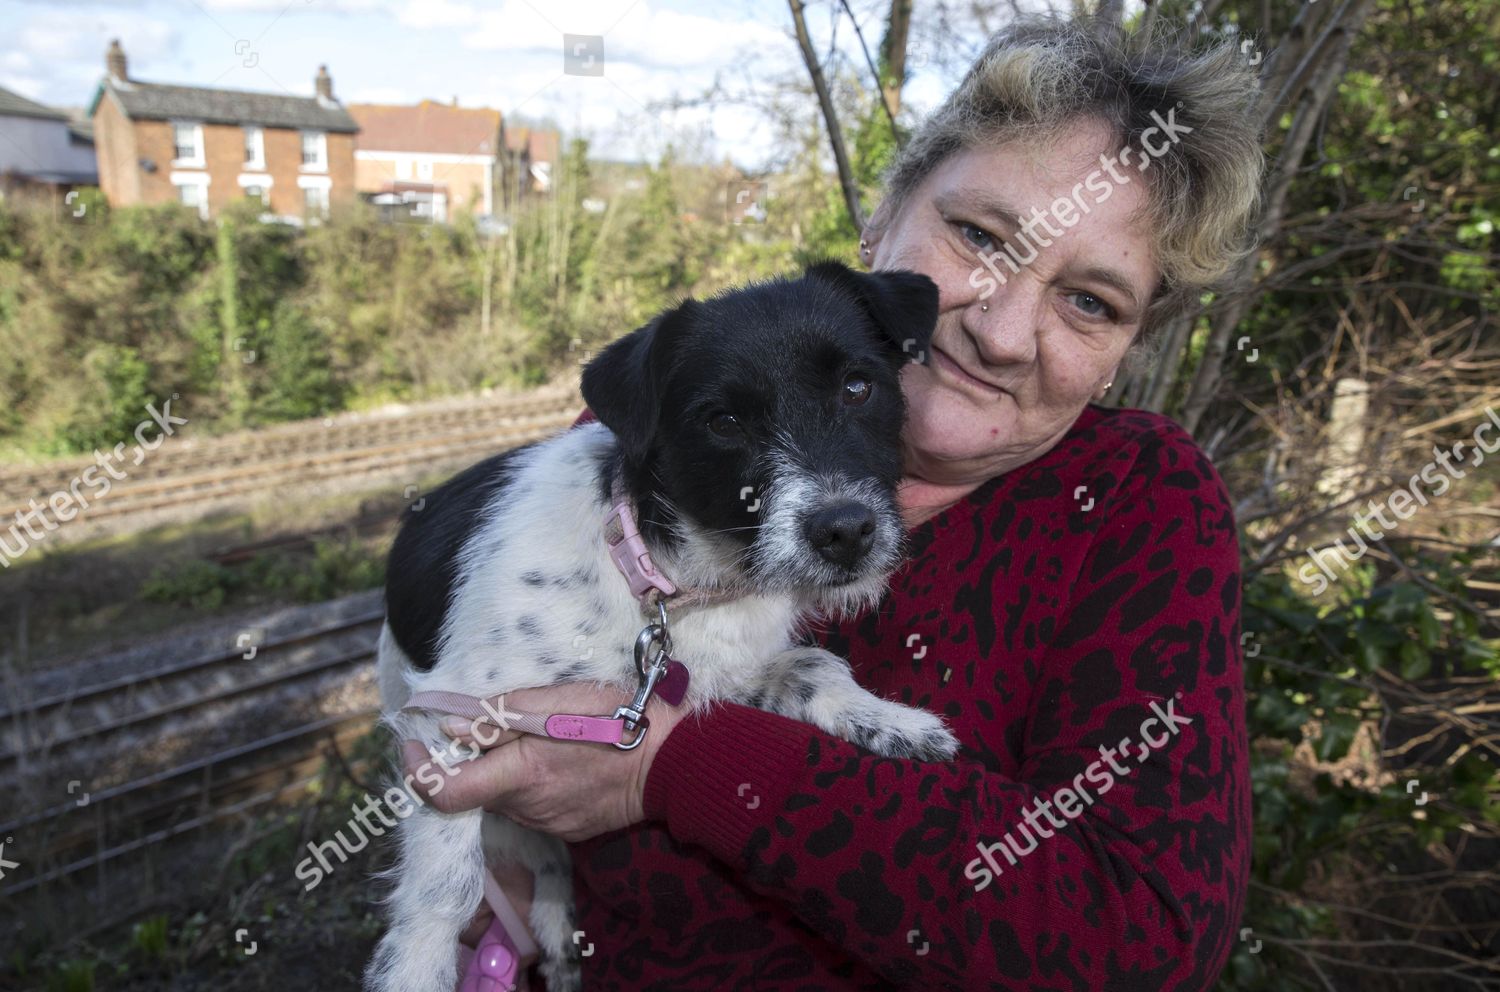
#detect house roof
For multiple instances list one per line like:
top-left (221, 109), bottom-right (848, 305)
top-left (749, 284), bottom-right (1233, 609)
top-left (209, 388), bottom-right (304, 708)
top-left (348, 100), bottom-right (501, 155)
top-left (504, 125), bottom-right (560, 162)
top-left (0, 85), bottom-right (69, 122)
top-left (90, 78), bottom-right (358, 132)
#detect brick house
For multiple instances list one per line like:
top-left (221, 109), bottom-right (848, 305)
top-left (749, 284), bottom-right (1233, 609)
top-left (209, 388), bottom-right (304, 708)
top-left (87, 40), bottom-right (358, 220)
top-left (348, 99), bottom-right (503, 221)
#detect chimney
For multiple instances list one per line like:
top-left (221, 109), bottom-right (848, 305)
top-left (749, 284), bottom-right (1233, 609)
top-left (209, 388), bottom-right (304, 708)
top-left (106, 39), bottom-right (128, 82)
top-left (315, 64), bottom-right (333, 101)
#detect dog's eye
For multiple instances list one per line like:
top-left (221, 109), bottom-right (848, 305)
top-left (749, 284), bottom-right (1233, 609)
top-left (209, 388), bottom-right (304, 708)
top-left (841, 376), bottom-right (872, 406)
top-left (708, 412), bottom-right (744, 438)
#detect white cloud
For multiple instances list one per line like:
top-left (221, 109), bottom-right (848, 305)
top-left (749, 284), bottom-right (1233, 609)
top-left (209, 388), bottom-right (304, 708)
top-left (203, 0), bottom-right (393, 10)
top-left (20, 16), bottom-right (175, 65)
top-left (394, 0), bottom-right (478, 28)
top-left (454, 0), bottom-right (785, 70)
top-left (343, 84), bottom-right (412, 103)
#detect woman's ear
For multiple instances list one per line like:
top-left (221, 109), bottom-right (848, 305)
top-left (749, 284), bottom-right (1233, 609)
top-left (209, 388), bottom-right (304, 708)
top-left (580, 301), bottom-right (697, 463)
top-left (1093, 366), bottom-right (1121, 401)
top-left (805, 261), bottom-right (939, 367)
top-left (860, 200), bottom-right (894, 268)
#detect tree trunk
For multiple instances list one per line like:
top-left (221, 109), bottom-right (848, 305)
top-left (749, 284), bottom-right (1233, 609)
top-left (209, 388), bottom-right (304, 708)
top-left (789, 0), bottom-right (866, 233)
top-left (1178, 0), bottom-right (1377, 436)
top-left (880, 0), bottom-right (912, 119)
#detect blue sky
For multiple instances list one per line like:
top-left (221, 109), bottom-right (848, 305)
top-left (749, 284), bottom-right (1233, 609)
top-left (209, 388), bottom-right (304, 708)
top-left (0, 0), bottom-right (982, 166)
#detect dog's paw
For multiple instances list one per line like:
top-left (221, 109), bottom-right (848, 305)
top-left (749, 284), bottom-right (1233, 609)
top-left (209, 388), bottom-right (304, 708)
top-left (855, 706), bottom-right (959, 761)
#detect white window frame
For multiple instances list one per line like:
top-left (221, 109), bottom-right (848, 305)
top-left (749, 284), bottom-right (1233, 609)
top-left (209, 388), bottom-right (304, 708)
top-left (171, 171), bottom-right (211, 219)
top-left (417, 159), bottom-right (434, 181)
top-left (300, 130), bottom-right (328, 172)
top-left (302, 185), bottom-right (329, 217)
top-left (238, 173), bottom-right (273, 206)
top-left (171, 121), bottom-right (205, 167)
top-left (298, 174), bottom-right (331, 217)
top-left (244, 126), bottom-right (265, 169)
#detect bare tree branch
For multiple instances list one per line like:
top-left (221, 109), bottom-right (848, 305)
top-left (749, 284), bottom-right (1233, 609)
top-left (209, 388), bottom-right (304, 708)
top-left (789, 0), bottom-right (867, 233)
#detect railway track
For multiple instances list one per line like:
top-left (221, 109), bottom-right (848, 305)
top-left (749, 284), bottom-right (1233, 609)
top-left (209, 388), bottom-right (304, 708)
top-left (0, 710), bottom-right (378, 898)
top-left (0, 384), bottom-right (584, 538)
top-left (0, 594), bottom-right (388, 929)
top-left (0, 609), bottom-right (385, 763)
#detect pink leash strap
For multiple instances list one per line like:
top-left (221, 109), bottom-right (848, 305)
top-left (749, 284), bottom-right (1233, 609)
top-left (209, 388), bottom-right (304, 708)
top-left (483, 870), bottom-right (538, 961)
top-left (404, 689), bottom-right (628, 744)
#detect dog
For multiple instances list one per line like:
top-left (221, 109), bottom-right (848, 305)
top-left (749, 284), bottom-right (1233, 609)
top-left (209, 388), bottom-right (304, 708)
top-left (365, 261), bottom-right (958, 992)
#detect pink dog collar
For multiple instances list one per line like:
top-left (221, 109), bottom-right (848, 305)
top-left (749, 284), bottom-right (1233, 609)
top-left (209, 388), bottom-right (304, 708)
top-left (603, 479), bottom-right (677, 603)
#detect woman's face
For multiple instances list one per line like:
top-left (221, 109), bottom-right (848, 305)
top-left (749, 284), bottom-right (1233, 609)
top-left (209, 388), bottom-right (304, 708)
top-left (866, 118), bottom-right (1160, 487)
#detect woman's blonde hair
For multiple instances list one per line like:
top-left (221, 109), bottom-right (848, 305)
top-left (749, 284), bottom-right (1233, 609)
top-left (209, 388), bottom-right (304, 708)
top-left (878, 16), bottom-right (1266, 340)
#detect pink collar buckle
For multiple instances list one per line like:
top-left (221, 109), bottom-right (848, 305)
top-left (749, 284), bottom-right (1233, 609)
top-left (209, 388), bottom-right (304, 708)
top-left (603, 481), bottom-right (677, 604)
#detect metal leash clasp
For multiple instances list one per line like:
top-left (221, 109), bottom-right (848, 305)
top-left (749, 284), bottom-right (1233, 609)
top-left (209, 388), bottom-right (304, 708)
top-left (613, 600), bottom-right (672, 750)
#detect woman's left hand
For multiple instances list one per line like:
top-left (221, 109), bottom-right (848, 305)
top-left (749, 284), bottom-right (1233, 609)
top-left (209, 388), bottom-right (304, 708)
top-left (400, 681), bottom-right (687, 842)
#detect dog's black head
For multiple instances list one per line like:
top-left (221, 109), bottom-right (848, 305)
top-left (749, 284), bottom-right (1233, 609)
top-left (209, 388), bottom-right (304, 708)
top-left (581, 261), bottom-right (938, 613)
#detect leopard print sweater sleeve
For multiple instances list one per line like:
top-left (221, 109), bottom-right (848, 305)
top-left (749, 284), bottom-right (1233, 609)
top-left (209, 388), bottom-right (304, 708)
top-left (571, 404), bottom-right (1249, 991)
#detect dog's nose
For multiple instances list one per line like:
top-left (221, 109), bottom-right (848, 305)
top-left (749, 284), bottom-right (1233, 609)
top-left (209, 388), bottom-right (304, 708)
top-left (804, 501), bottom-right (877, 567)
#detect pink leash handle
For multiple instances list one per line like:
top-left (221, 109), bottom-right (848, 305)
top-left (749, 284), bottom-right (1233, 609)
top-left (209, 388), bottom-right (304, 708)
top-left (404, 671), bottom-right (693, 989)
top-left (456, 870), bottom-right (540, 992)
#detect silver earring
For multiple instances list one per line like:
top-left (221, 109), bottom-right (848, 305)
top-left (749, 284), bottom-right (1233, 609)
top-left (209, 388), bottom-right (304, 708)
top-left (981, 303), bottom-right (989, 312)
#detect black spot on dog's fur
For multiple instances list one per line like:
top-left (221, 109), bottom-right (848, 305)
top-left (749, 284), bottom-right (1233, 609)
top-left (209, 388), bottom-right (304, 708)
top-left (517, 614), bottom-right (543, 639)
top-left (521, 570), bottom-right (546, 587)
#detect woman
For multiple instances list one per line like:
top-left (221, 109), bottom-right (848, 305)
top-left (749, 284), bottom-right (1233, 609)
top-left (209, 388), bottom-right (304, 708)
top-left (403, 15), bottom-right (1264, 990)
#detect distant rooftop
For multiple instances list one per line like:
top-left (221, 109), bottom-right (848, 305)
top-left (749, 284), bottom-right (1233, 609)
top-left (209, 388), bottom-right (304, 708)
top-left (504, 125), bottom-right (560, 162)
top-left (88, 39), bottom-right (357, 133)
top-left (0, 85), bottom-right (69, 122)
top-left (349, 100), bottom-right (500, 155)
top-left (96, 78), bottom-right (359, 132)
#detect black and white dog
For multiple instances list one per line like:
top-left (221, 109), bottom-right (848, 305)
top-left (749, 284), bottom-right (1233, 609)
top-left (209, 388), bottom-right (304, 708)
top-left (366, 262), bottom-right (958, 992)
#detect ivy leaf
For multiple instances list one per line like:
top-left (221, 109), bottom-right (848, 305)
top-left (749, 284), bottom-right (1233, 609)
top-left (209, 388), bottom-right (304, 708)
top-left (1314, 712), bottom-right (1360, 762)
top-left (1398, 641), bottom-right (1430, 680)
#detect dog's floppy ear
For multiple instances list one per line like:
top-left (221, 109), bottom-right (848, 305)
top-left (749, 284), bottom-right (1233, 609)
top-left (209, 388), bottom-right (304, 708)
top-left (580, 300), bottom-right (697, 463)
top-left (806, 260), bottom-right (939, 365)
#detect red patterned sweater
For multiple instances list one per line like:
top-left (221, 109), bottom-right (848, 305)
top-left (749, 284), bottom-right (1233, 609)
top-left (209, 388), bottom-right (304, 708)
top-left (565, 403), bottom-right (1249, 991)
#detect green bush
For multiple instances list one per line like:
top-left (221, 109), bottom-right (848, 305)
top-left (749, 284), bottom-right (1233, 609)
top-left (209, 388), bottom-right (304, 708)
top-left (1227, 550), bottom-right (1500, 987)
top-left (0, 156), bottom-right (826, 456)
